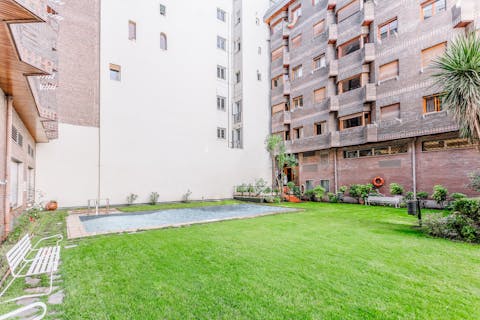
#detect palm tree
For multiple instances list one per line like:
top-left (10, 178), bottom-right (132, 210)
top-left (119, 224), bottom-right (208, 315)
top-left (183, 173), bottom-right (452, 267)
top-left (432, 33), bottom-right (480, 141)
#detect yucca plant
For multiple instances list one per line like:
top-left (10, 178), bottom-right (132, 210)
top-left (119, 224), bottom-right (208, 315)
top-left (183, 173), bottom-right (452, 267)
top-left (432, 33), bottom-right (480, 141)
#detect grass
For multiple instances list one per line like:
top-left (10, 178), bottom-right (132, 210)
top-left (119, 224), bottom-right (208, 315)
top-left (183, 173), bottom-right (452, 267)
top-left (56, 202), bottom-right (480, 319)
top-left (118, 199), bottom-right (241, 212)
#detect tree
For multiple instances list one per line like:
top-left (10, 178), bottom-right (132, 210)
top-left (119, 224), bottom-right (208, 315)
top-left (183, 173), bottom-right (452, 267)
top-left (265, 135), bottom-right (298, 198)
top-left (432, 33), bottom-right (480, 141)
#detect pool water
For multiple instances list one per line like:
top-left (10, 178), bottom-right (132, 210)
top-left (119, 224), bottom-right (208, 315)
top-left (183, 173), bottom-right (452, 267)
top-left (80, 204), bottom-right (296, 233)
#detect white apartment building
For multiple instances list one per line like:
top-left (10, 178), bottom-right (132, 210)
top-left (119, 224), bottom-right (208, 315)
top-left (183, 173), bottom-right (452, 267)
top-left (36, 0), bottom-right (272, 207)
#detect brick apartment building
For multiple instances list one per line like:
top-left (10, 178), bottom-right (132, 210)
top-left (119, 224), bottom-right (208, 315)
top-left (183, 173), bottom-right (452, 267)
top-left (264, 0), bottom-right (480, 196)
top-left (0, 0), bottom-right (60, 239)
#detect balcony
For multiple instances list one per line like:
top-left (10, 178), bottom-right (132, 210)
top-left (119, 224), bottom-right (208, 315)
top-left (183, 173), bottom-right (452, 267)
top-left (233, 112), bottom-right (242, 124)
top-left (366, 124), bottom-right (378, 143)
top-left (328, 96), bottom-right (339, 112)
top-left (363, 43), bottom-right (375, 63)
top-left (361, 1), bottom-right (375, 26)
top-left (328, 24), bottom-right (337, 44)
top-left (452, 0), bottom-right (476, 28)
top-left (283, 76), bottom-right (291, 96)
top-left (364, 83), bottom-right (376, 102)
top-left (11, 23), bottom-right (58, 74)
top-left (327, 0), bottom-right (336, 10)
top-left (285, 133), bottom-right (332, 154)
top-left (272, 111), bottom-right (291, 133)
top-left (282, 22), bottom-right (290, 38)
top-left (328, 60), bottom-right (338, 77)
top-left (283, 48), bottom-right (290, 67)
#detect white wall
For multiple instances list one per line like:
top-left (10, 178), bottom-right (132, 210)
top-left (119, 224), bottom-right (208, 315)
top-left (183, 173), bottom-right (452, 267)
top-left (36, 123), bottom-right (99, 207)
top-left (99, 0), bottom-right (272, 205)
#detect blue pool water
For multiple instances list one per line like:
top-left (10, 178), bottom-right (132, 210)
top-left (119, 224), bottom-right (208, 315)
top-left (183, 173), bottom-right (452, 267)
top-left (80, 204), bottom-right (296, 233)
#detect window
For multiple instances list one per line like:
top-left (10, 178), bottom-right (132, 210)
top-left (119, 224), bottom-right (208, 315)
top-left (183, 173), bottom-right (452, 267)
top-left (160, 33), bottom-right (167, 50)
top-left (422, 138), bottom-right (473, 151)
top-left (236, 10), bottom-right (241, 24)
top-left (109, 64), bottom-right (121, 81)
top-left (293, 96), bottom-right (304, 109)
top-left (217, 128), bottom-right (226, 140)
top-left (272, 47), bottom-right (283, 61)
top-left (291, 6), bottom-right (302, 21)
top-left (28, 145), bottom-right (34, 158)
top-left (234, 101), bottom-right (242, 124)
top-left (339, 112), bottom-right (370, 130)
top-left (313, 20), bottom-right (325, 36)
top-left (379, 60), bottom-right (399, 82)
top-left (314, 87), bottom-right (326, 103)
top-left (11, 127), bottom-right (23, 147)
top-left (292, 34), bottom-right (302, 49)
top-left (320, 180), bottom-right (330, 192)
top-left (421, 42), bottom-right (446, 68)
top-left (232, 128), bottom-right (242, 148)
top-left (160, 4), bottom-right (166, 16)
top-left (235, 40), bottom-right (241, 52)
top-left (272, 75), bottom-right (282, 88)
top-left (217, 36), bottom-right (226, 50)
top-left (313, 55), bottom-right (326, 70)
top-left (293, 127), bottom-right (303, 139)
top-left (343, 144), bottom-right (408, 158)
top-left (421, 0), bottom-right (446, 20)
top-left (338, 37), bottom-right (361, 58)
top-left (257, 70), bottom-right (262, 81)
top-left (217, 65), bottom-right (226, 80)
top-left (292, 65), bottom-right (303, 80)
top-left (423, 93), bottom-right (443, 113)
top-left (339, 75), bottom-right (361, 93)
top-left (315, 121), bottom-right (327, 135)
top-left (379, 18), bottom-right (398, 40)
top-left (236, 71), bottom-right (241, 83)
top-left (380, 103), bottom-right (400, 120)
top-left (272, 102), bottom-right (286, 114)
top-left (217, 8), bottom-right (226, 22)
top-left (304, 151), bottom-right (316, 158)
top-left (217, 96), bottom-right (226, 111)
top-left (284, 124), bottom-right (291, 140)
top-left (337, 0), bottom-right (360, 22)
top-left (128, 21), bottom-right (136, 40)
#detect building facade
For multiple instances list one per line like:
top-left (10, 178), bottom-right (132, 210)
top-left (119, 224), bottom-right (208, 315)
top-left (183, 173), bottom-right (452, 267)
top-left (36, 0), bottom-right (272, 207)
top-left (265, 0), bottom-right (480, 196)
top-left (0, 0), bottom-right (60, 239)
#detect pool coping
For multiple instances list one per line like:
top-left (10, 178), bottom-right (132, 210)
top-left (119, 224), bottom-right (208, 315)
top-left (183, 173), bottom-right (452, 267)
top-left (66, 205), bottom-right (302, 239)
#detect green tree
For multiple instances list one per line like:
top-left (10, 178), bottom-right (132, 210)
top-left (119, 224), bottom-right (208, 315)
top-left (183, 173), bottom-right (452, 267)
top-left (433, 33), bottom-right (480, 141)
top-left (265, 135), bottom-right (298, 198)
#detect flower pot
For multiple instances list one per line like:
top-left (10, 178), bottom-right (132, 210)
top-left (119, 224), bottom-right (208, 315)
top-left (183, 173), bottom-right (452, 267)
top-left (46, 201), bottom-right (58, 211)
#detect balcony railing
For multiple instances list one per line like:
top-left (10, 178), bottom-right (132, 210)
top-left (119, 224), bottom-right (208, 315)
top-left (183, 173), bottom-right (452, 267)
top-left (231, 140), bottom-right (243, 149)
top-left (328, 60), bottom-right (338, 77)
top-left (452, 0), bottom-right (476, 28)
top-left (328, 24), bottom-right (337, 44)
top-left (283, 47), bottom-right (290, 67)
top-left (283, 76), bottom-right (291, 96)
top-left (233, 112), bottom-right (242, 124)
top-left (361, 1), bottom-right (375, 26)
top-left (363, 43), bottom-right (375, 63)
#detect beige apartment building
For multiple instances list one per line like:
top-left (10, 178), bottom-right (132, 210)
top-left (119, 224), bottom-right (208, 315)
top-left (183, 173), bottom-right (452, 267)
top-left (265, 0), bottom-right (480, 196)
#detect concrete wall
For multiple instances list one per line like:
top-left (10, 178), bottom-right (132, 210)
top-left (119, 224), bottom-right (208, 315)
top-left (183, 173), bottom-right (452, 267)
top-left (0, 89), bottom-right (6, 237)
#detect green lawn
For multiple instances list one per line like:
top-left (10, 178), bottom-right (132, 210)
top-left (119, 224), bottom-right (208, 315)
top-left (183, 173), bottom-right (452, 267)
top-left (56, 203), bottom-right (480, 319)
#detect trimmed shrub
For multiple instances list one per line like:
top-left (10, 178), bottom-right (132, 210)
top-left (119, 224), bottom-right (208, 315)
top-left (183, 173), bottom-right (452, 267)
top-left (404, 191), bottom-right (414, 201)
top-left (450, 193), bottom-right (467, 201)
top-left (468, 170), bottom-right (480, 192)
top-left (432, 185), bottom-right (448, 204)
top-left (327, 192), bottom-right (338, 203)
top-left (417, 191), bottom-right (429, 199)
top-left (451, 198), bottom-right (480, 221)
top-left (389, 183), bottom-right (405, 195)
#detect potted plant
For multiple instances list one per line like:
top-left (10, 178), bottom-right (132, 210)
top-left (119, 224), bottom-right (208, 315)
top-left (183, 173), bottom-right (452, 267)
top-left (45, 200), bottom-right (58, 211)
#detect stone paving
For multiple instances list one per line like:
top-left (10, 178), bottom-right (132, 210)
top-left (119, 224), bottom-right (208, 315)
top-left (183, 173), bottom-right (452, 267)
top-left (67, 208), bottom-right (121, 239)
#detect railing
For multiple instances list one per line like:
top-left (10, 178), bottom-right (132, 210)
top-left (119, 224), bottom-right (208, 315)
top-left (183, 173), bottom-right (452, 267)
top-left (231, 140), bottom-right (243, 149)
top-left (233, 112), bottom-right (242, 124)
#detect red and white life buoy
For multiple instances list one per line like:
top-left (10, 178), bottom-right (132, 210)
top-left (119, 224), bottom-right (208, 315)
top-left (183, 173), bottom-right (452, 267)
top-left (372, 176), bottom-right (385, 188)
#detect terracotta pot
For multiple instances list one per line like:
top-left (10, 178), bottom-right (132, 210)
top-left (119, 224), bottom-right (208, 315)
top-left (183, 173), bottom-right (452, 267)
top-left (46, 201), bottom-right (58, 211)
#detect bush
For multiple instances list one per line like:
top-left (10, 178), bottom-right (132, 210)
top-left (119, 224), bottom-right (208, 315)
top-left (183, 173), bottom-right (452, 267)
top-left (313, 185), bottom-right (325, 199)
top-left (348, 184), bottom-right (361, 198)
top-left (389, 183), bottom-right (405, 195)
top-left (236, 184), bottom-right (248, 195)
top-left (339, 186), bottom-right (348, 193)
top-left (126, 193), bottom-right (138, 206)
top-left (450, 193), bottom-right (467, 201)
top-left (327, 192), bottom-right (338, 203)
top-left (404, 191), bottom-right (414, 201)
top-left (451, 198), bottom-right (480, 221)
top-left (348, 184), bottom-right (373, 199)
top-left (292, 186), bottom-right (302, 198)
top-left (286, 182), bottom-right (295, 193)
top-left (468, 170), bottom-right (480, 192)
top-left (432, 185), bottom-right (448, 204)
top-left (417, 191), bottom-right (429, 200)
top-left (254, 178), bottom-right (268, 195)
top-left (149, 192), bottom-right (159, 205)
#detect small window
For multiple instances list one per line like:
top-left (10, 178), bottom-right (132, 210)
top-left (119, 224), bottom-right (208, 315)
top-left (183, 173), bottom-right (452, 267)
top-left (217, 65), bottom-right (226, 80)
top-left (217, 128), bottom-right (226, 140)
top-left (293, 127), bottom-right (303, 139)
top-left (292, 34), bottom-right (302, 49)
top-left (379, 60), bottom-right (399, 82)
top-left (11, 126), bottom-right (18, 143)
top-left (236, 71), bottom-right (241, 83)
top-left (314, 87), bottom-right (326, 103)
top-left (272, 102), bottom-right (286, 114)
top-left (292, 96), bottom-right (304, 109)
top-left (235, 40), bottom-right (241, 52)
top-left (160, 4), bottom-right (166, 16)
top-left (128, 21), bottom-right (136, 41)
top-left (381, 103), bottom-right (400, 120)
top-left (272, 75), bottom-right (282, 88)
top-left (378, 18), bottom-right (398, 40)
top-left (217, 36), bottom-right (226, 50)
top-left (339, 112), bottom-right (370, 130)
top-left (160, 33), bottom-right (167, 50)
top-left (315, 121), bottom-right (327, 135)
top-left (339, 75), bottom-right (361, 93)
top-left (423, 94), bottom-right (443, 113)
top-left (313, 55), bottom-right (326, 70)
top-left (18, 133), bottom-right (23, 147)
top-left (292, 65), bottom-right (303, 80)
top-left (421, 42), bottom-right (446, 68)
top-left (109, 64), bottom-right (121, 81)
top-left (217, 8), bottom-right (226, 22)
top-left (313, 20), bottom-right (325, 36)
top-left (257, 70), bottom-right (262, 81)
top-left (217, 96), bottom-right (226, 111)
top-left (421, 0), bottom-right (446, 20)
top-left (272, 47), bottom-right (283, 61)
top-left (320, 180), bottom-right (330, 192)
top-left (338, 37), bottom-right (361, 58)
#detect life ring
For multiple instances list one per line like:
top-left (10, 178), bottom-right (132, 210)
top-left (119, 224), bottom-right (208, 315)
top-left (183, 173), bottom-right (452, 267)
top-left (372, 176), bottom-right (385, 188)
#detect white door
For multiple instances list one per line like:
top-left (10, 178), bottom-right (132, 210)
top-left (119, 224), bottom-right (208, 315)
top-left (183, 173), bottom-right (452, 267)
top-left (9, 161), bottom-right (18, 207)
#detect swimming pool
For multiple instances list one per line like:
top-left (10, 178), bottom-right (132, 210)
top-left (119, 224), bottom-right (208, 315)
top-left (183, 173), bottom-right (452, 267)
top-left (79, 204), bottom-right (296, 234)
